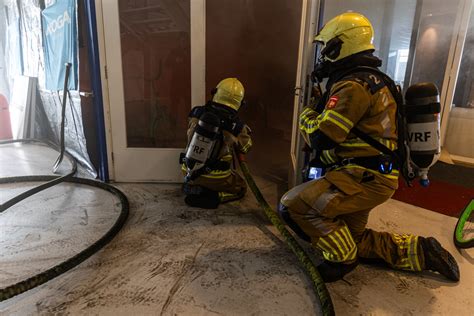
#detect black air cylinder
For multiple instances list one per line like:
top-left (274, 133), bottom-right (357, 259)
top-left (404, 82), bottom-right (441, 186)
top-left (185, 111), bottom-right (220, 168)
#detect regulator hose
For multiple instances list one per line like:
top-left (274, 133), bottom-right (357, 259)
top-left (0, 140), bottom-right (129, 302)
top-left (237, 154), bottom-right (335, 316)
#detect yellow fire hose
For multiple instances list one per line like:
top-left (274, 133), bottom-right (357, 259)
top-left (237, 154), bottom-right (335, 316)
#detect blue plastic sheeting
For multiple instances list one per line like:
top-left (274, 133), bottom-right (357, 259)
top-left (83, 0), bottom-right (109, 181)
top-left (42, 0), bottom-right (78, 91)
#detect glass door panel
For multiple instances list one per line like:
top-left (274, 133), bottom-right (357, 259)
top-left (101, 0), bottom-right (198, 182)
top-left (118, 0), bottom-right (190, 148)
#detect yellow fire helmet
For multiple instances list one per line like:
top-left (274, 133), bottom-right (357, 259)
top-left (314, 12), bottom-right (375, 62)
top-left (212, 78), bottom-right (245, 111)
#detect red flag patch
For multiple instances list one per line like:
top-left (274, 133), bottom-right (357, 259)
top-left (326, 96), bottom-right (339, 109)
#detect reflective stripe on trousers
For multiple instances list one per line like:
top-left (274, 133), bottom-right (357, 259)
top-left (218, 191), bottom-right (243, 203)
top-left (392, 234), bottom-right (422, 271)
top-left (316, 225), bottom-right (358, 263)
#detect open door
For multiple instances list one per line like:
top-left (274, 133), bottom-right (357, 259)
top-left (99, 0), bottom-right (205, 182)
top-left (99, 0), bottom-right (320, 184)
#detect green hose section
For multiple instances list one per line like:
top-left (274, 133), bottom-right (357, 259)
top-left (238, 158), bottom-right (335, 316)
top-left (454, 199), bottom-right (474, 249)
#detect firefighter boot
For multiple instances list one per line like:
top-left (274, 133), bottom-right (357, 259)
top-left (277, 203), bottom-right (311, 242)
top-left (183, 185), bottom-right (220, 209)
top-left (184, 187), bottom-right (220, 209)
top-left (317, 260), bottom-right (359, 282)
top-left (420, 237), bottom-right (460, 281)
top-left (185, 192), bottom-right (219, 209)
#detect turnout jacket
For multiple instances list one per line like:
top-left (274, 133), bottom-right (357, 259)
top-left (300, 72), bottom-right (399, 180)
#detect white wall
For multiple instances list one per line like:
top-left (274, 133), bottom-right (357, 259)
top-left (445, 107), bottom-right (474, 159)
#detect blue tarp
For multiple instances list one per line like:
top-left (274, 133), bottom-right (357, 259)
top-left (42, 0), bottom-right (78, 91)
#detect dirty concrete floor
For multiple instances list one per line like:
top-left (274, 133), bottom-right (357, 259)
top-left (1, 143), bottom-right (473, 315)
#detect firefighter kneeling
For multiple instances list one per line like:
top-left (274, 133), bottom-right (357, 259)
top-left (181, 78), bottom-right (252, 209)
top-left (280, 13), bottom-right (459, 282)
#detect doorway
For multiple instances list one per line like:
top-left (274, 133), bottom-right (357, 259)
top-left (205, 0), bottom-right (304, 189)
top-left (99, 0), bottom-right (313, 183)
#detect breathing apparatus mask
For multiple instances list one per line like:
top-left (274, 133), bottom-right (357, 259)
top-left (312, 37), bottom-right (344, 83)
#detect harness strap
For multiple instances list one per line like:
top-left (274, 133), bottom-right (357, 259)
top-left (328, 66), bottom-right (404, 164)
top-left (321, 155), bottom-right (399, 174)
top-left (186, 160), bottom-right (231, 182)
top-left (350, 128), bottom-right (400, 161)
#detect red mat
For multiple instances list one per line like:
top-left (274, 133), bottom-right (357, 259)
top-left (392, 179), bottom-right (474, 217)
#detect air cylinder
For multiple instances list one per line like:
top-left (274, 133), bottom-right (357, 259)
top-left (185, 111), bottom-right (220, 171)
top-left (404, 82), bottom-right (441, 187)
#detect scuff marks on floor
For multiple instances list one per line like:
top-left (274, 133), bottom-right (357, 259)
top-left (1, 182), bottom-right (320, 315)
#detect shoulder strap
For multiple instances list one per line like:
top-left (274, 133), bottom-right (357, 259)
top-left (330, 66), bottom-right (404, 162)
top-left (329, 66), bottom-right (403, 105)
top-left (189, 105), bottom-right (206, 119)
top-left (342, 71), bottom-right (386, 94)
top-left (348, 66), bottom-right (404, 106)
top-left (350, 128), bottom-right (399, 160)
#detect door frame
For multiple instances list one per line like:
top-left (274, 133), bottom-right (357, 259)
top-left (95, 0), bottom-right (205, 182)
top-left (94, 0), bottom-right (115, 181)
top-left (289, 0), bottom-right (321, 188)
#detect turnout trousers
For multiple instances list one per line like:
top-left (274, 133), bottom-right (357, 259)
top-left (183, 168), bottom-right (247, 203)
top-left (281, 167), bottom-right (425, 272)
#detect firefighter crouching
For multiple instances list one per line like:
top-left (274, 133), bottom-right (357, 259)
top-left (181, 78), bottom-right (252, 209)
top-left (279, 13), bottom-right (459, 282)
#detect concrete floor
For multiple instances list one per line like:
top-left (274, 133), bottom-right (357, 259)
top-left (1, 143), bottom-right (473, 315)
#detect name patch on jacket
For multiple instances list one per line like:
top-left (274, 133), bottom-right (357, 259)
top-left (326, 96), bottom-right (339, 109)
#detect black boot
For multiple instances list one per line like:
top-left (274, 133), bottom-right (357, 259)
top-left (420, 237), bottom-right (460, 282)
top-left (277, 203), bottom-right (311, 242)
top-left (184, 190), bottom-right (220, 209)
top-left (184, 195), bottom-right (217, 209)
top-left (317, 260), bottom-right (359, 282)
top-left (183, 184), bottom-right (220, 209)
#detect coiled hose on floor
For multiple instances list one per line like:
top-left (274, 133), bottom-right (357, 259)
top-left (0, 140), bottom-right (129, 302)
top-left (237, 154), bottom-right (335, 316)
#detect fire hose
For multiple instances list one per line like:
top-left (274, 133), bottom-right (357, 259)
top-left (237, 153), bottom-right (335, 316)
